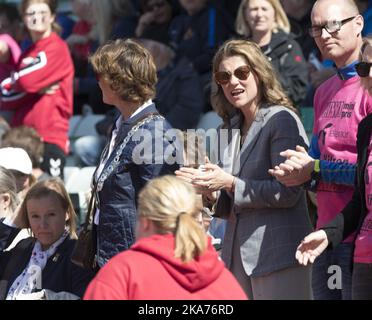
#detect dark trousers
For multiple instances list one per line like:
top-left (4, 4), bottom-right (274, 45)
top-left (41, 143), bottom-right (66, 180)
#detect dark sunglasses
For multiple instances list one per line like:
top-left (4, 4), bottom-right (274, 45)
top-left (355, 62), bottom-right (372, 77)
top-left (214, 65), bottom-right (251, 85)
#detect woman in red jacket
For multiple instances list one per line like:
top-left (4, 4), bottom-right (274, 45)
top-left (84, 175), bottom-right (247, 300)
top-left (0, 0), bottom-right (74, 179)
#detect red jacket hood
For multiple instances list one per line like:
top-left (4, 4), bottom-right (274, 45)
top-left (131, 234), bottom-right (225, 292)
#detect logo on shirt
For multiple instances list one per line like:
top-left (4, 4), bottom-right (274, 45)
top-left (321, 101), bottom-right (355, 119)
top-left (318, 123), bottom-right (333, 146)
top-left (21, 55), bottom-right (41, 66)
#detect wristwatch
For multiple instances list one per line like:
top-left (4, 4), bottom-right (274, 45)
top-left (311, 159), bottom-right (321, 181)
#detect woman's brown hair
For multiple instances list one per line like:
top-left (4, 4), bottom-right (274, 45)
top-left (90, 38), bottom-right (157, 106)
top-left (211, 39), bottom-right (295, 125)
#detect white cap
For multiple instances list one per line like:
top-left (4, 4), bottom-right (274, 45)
top-left (0, 147), bottom-right (33, 175)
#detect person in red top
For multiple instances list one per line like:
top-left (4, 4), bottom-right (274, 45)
top-left (84, 175), bottom-right (247, 300)
top-left (0, 0), bottom-right (74, 179)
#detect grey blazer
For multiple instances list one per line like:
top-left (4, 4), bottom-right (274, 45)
top-left (214, 105), bottom-right (313, 277)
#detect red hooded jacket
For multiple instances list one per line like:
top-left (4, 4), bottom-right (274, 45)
top-left (84, 234), bottom-right (247, 300)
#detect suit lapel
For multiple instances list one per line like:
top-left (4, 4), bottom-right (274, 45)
top-left (219, 115), bottom-right (241, 175)
top-left (237, 108), bottom-right (269, 175)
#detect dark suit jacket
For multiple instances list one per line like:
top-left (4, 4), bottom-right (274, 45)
top-left (0, 221), bottom-right (94, 299)
top-left (215, 105), bottom-right (313, 277)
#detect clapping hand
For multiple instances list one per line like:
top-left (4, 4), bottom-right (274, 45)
top-left (268, 145), bottom-right (314, 186)
top-left (175, 157), bottom-right (235, 194)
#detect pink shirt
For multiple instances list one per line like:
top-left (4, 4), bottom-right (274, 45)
top-left (354, 133), bottom-right (372, 263)
top-left (313, 75), bottom-right (372, 242)
top-left (0, 34), bottom-right (21, 82)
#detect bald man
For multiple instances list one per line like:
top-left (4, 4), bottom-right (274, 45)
top-left (270, 0), bottom-right (372, 300)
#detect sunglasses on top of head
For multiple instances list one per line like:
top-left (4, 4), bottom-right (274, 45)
top-left (355, 61), bottom-right (372, 78)
top-left (214, 65), bottom-right (251, 85)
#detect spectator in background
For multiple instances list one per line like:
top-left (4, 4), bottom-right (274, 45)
top-left (74, 0), bottom-right (138, 114)
top-left (138, 38), bottom-right (204, 130)
top-left (56, 11), bottom-right (75, 40)
top-left (235, 0), bottom-right (309, 108)
top-left (0, 3), bottom-right (22, 124)
top-left (66, 0), bottom-right (95, 78)
top-left (169, 0), bottom-right (234, 81)
top-left (0, 116), bottom-right (10, 144)
top-left (0, 0), bottom-right (74, 180)
top-left (356, 0), bottom-right (372, 36)
top-left (0, 166), bottom-right (19, 220)
top-left (219, 0), bottom-right (242, 22)
top-left (1, 126), bottom-right (50, 182)
top-left (0, 147), bottom-right (33, 199)
top-left (111, 0), bottom-right (138, 40)
top-left (280, 0), bottom-right (316, 60)
top-left (135, 0), bottom-right (175, 45)
top-left (91, 0), bottom-right (137, 46)
top-left (269, 0), bottom-right (371, 300)
top-left (0, 35), bottom-right (21, 83)
top-left (84, 175), bottom-right (247, 300)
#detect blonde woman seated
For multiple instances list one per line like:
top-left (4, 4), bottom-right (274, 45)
top-left (0, 178), bottom-right (94, 300)
top-left (84, 175), bottom-right (247, 300)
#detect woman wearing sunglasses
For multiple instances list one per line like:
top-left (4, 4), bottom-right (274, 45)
top-left (295, 36), bottom-right (372, 300)
top-left (176, 39), bottom-right (313, 300)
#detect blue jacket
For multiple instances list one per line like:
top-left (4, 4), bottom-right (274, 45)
top-left (94, 104), bottom-right (180, 267)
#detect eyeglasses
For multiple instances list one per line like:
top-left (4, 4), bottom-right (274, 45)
top-left (308, 16), bottom-right (356, 38)
top-left (214, 65), bottom-right (251, 85)
top-left (146, 0), bottom-right (166, 11)
top-left (355, 62), bottom-right (372, 77)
